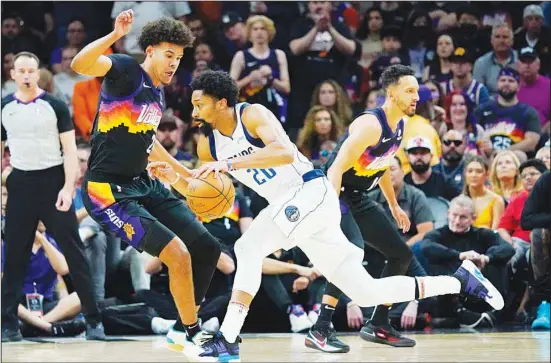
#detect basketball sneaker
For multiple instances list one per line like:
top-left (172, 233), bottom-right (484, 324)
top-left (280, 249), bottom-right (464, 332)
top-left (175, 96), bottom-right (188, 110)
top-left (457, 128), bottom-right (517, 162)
top-left (198, 331), bottom-right (241, 362)
top-left (532, 301), bottom-right (550, 330)
top-left (305, 325), bottom-right (350, 353)
top-left (453, 260), bottom-right (504, 310)
top-left (360, 321), bottom-right (416, 347)
top-left (289, 304), bottom-right (312, 333)
top-left (166, 327), bottom-right (211, 361)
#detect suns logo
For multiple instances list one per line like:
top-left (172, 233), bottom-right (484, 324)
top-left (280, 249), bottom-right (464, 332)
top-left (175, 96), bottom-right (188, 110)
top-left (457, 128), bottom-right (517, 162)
top-left (123, 223), bottom-right (135, 240)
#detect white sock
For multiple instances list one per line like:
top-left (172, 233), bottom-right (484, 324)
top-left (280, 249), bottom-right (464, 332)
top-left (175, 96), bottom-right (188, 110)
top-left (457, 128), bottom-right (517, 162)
top-left (219, 301), bottom-right (249, 343)
top-left (416, 276), bottom-right (461, 299)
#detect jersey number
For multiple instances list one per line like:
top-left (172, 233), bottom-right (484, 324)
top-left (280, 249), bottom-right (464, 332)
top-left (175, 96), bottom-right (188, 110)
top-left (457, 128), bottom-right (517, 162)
top-left (247, 168), bottom-right (277, 185)
top-left (492, 136), bottom-right (512, 151)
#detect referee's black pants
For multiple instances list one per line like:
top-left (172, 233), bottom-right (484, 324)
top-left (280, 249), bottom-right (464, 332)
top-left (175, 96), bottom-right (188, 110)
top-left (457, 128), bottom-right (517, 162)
top-left (1, 165), bottom-right (101, 329)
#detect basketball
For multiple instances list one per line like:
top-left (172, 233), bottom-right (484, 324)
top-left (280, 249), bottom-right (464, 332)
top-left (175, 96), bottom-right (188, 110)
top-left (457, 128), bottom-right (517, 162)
top-left (185, 173), bottom-right (235, 219)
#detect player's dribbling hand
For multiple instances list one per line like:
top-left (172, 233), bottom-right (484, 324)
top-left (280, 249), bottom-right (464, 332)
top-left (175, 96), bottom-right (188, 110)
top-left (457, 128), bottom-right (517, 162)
top-left (390, 205), bottom-right (411, 233)
top-left (192, 161), bottom-right (229, 179)
top-left (146, 161), bottom-right (176, 183)
top-left (114, 9), bottom-right (134, 37)
top-left (56, 187), bottom-right (73, 212)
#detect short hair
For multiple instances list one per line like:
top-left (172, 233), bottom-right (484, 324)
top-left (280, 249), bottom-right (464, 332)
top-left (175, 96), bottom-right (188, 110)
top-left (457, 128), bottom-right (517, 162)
top-left (246, 15), bottom-right (276, 42)
top-left (381, 64), bottom-right (415, 91)
top-left (450, 194), bottom-right (475, 215)
top-left (519, 159), bottom-right (547, 175)
top-left (138, 17), bottom-right (194, 51)
top-left (190, 70), bottom-right (239, 107)
top-left (491, 22), bottom-right (512, 37)
top-left (13, 51), bottom-right (40, 67)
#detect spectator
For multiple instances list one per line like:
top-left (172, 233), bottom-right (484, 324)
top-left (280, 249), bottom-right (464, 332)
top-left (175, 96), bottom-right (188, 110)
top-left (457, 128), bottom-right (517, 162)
top-left (498, 159), bottom-right (547, 270)
top-left (50, 19), bottom-right (87, 74)
top-left (369, 156), bottom-right (435, 246)
top-left (514, 5), bottom-right (550, 76)
top-left (356, 7), bottom-right (384, 69)
top-left (38, 68), bottom-right (54, 94)
top-left (395, 86), bottom-right (442, 174)
top-left (180, 14), bottom-right (222, 72)
top-left (422, 33), bottom-right (454, 84)
top-left (1, 13), bottom-right (42, 60)
top-left (287, 0), bottom-right (356, 140)
top-left (420, 195), bottom-right (515, 328)
top-left (440, 89), bottom-right (491, 156)
top-left (369, 25), bottom-right (409, 90)
top-left (433, 130), bottom-right (467, 191)
top-left (424, 79), bottom-right (445, 108)
top-left (156, 114), bottom-right (189, 162)
top-left (1, 52), bottom-right (16, 95)
top-left (473, 23), bottom-right (518, 95)
top-left (403, 8), bottom-right (436, 79)
top-left (219, 12), bottom-right (249, 70)
top-left (535, 145), bottom-right (550, 170)
top-left (520, 171), bottom-right (550, 330)
top-left (404, 136), bottom-right (460, 201)
top-left (230, 15), bottom-right (290, 123)
top-left (296, 106), bottom-right (343, 165)
top-left (449, 5), bottom-right (488, 58)
top-left (53, 46), bottom-right (90, 116)
top-left (441, 47), bottom-right (490, 106)
top-left (463, 155), bottom-right (505, 229)
top-left (365, 88), bottom-right (384, 110)
top-left (72, 77), bottom-right (102, 141)
top-left (476, 68), bottom-right (541, 154)
top-left (490, 150), bottom-right (523, 203)
top-left (310, 79), bottom-right (353, 125)
top-left (517, 48), bottom-right (550, 133)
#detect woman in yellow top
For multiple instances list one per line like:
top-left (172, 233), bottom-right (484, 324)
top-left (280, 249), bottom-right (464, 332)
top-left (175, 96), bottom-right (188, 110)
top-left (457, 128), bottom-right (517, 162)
top-left (463, 155), bottom-right (505, 229)
top-left (490, 150), bottom-right (524, 203)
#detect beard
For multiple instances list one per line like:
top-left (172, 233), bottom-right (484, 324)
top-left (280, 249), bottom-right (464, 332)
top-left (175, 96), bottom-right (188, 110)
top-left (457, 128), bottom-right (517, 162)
top-left (498, 89), bottom-right (517, 101)
top-left (443, 150), bottom-right (463, 163)
top-left (161, 139), bottom-right (175, 150)
top-left (411, 162), bottom-right (431, 173)
top-left (197, 120), bottom-right (213, 136)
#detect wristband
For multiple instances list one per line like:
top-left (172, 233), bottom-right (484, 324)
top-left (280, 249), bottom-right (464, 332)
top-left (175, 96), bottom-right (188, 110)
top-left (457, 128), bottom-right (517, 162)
top-left (169, 172), bottom-right (181, 185)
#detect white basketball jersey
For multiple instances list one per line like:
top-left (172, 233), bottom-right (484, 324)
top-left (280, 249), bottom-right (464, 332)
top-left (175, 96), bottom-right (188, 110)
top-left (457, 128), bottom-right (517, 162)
top-left (209, 103), bottom-right (314, 203)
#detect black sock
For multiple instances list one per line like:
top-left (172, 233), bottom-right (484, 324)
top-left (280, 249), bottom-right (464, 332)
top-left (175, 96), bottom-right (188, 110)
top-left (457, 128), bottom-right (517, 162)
top-left (314, 303), bottom-right (335, 328)
top-left (370, 304), bottom-right (391, 326)
top-left (173, 317), bottom-right (185, 332)
top-left (185, 321), bottom-right (200, 339)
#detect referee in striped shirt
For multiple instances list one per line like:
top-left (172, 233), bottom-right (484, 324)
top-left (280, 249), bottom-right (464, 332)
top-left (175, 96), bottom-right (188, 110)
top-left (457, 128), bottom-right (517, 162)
top-left (1, 52), bottom-right (104, 341)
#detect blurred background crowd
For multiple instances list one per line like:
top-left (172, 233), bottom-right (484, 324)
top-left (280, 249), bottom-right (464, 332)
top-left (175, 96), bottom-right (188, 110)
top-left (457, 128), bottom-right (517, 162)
top-left (1, 1), bottom-right (550, 338)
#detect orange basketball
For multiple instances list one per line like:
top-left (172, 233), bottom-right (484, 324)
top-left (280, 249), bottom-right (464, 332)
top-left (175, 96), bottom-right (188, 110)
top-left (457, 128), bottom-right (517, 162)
top-left (186, 173), bottom-right (235, 219)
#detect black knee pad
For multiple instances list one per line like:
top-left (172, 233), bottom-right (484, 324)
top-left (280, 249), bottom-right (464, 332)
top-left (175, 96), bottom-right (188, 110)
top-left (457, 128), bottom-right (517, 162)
top-left (188, 232), bottom-right (222, 266)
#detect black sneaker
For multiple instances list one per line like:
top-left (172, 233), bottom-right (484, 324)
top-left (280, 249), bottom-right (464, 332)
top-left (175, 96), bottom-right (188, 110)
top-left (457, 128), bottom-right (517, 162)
top-left (198, 331), bottom-right (241, 362)
top-left (85, 322), bottom-right (106, 341)
top-left (51, 319), bottom-right (87, 337)
top-left (305, 325), bottom-right (350, 353)
top-left (1, 326), bottom-right (23, 342)
top-left (360, 321), bottom-right (416, 347)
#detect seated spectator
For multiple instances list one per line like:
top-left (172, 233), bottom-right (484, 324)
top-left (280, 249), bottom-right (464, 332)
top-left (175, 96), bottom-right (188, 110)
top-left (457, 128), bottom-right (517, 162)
top-left (463, 155), bottom-right (505, 229)
top-left (369, 156), bottom-right (435, 246)
top-left (156, 114), bottom-right (191, 162)
top-left (498, 159), bottom-right (547, 270)
top-left (473, 23), bottom-right (518, 96)
top-left (521, 171), bottom-right (550, 330)
top-left (425, 79), bottom-right (445, 109)
top-left (422, 33), bottom-right (454, 84)
top-left (38, 68), bottom-right (54, 94)
top-left (476, 68), bottom-right (541, 154)
top-left (402, 8), bottom-right (436, 80)
top-left (441, 47), bottom-right (490, 106)
top-left (517, 48), bottom-right (550, 135)
top-left (230, 15), bottom-right (290, 122)
top-left (1, 221), bottom-right (85, 337)
top-left (404, 136), bottom-right (460, 201)
top-left (1, 52), bottom-right (16, 95)
top-left (310, 79), bottom-right (353, 126)
top-left (50, 19), bottom-right (87, 74)
top-left (296, 106), bottom-right (343, 165)
top-left (490, 150), bottom-right (523, 203)
top-left (1, 14), bottom-right (42, 61)
top-left (440, 89), bottom-right (491, 157)
top-left (433, 130), bottom-right (467, 191)
top-left (72, 77), bottom-right (102, 141)
top-left (369, 25), bottom-right (410, 90)
top-left (365, 88), bottom-right (385, 110)
top-left (535, 145), bottom-right (550, 170)
top-left (420, 195), bottom-right (515, 328)
top-left (356, 7), bottom-right (384, 69)
top-left (53, 46), bottom-right (90, 115)
top-left (396, 86), bottom-right (442, 174)
top-left (514, 5), bottom-right (549, 76)
top-left (218, 12), bottom-right (250, 69)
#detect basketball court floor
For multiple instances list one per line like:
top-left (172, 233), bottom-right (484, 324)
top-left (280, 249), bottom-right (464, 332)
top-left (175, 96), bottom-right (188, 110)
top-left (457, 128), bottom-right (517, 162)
top-left (3, 327), bottom-right (550, 362)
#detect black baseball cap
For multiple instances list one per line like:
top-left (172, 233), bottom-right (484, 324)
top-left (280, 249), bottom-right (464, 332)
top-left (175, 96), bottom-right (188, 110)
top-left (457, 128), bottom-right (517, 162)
top-left (519, 47), bottom-right (538, 62)
top-left (221, 12), bottom-right (243, 28)
top-left (449, 47), bottom-right (475, 63)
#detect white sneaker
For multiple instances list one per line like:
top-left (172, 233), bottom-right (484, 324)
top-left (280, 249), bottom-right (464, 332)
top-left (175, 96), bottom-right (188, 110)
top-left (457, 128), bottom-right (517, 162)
top-left (201, 317), bottom-right (220, 334)
top-left (151, 317), bottom-right (176, 335)
top-left (166, 327), bottom-right (207, 361)
top-left (289, 305), bottom-right (313, 333)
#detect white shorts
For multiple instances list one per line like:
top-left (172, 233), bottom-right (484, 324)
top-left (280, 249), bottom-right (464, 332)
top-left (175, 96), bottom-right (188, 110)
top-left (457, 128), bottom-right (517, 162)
top-left (241, 177), bottom-right (362, 280)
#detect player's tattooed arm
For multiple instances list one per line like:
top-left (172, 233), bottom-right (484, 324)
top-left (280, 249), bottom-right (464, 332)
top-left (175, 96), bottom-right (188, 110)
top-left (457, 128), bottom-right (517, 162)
top-left (326, 114), bottom-right (382, 195)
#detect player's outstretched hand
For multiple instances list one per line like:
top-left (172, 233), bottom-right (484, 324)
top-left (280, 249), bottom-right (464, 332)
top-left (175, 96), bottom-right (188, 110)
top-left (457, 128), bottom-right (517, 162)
top-left (114, 9), bottom-right (134, 38)
top-left (192, 161), bottom-right (229, 179)
top-left (390, 205), bottom-right (411, 233)
top-left (147, 161), bottom-right (177, 184)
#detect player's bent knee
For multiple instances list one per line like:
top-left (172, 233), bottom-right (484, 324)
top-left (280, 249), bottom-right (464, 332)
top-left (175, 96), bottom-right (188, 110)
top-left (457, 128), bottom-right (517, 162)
top-left (188, 232), bottom-right (221, 264)
top-left (159, 237), bottom-right (192, 271)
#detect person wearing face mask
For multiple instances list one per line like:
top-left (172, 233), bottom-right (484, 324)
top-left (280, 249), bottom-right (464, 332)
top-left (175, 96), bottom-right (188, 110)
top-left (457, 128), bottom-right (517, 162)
top-left (449, 5), bottom-right (489, 58)
top-left (404, 136), bottom-right (460, 201)
top-left (419, 195), bottom-right (515, 328)
top-left (402, 9), bottom-right (436, 80)
top-left (433, 130), bottom-right (467, 190)
top-left (514, 5), bottom-right (550, 76)
top-left (476, 68), bottom-right (541, 155)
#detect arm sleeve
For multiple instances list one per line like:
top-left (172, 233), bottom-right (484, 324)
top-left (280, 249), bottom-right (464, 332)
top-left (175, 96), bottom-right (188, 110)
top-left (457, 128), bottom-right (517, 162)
top-left (524, 106), bottom-right (542, 133)
top-left (102, 54), bottom-right (143, 98)
top-left (47, 95), bottom-right (74, 133)
top-left (481, 229), bottom-right (515, 263)
top-left (521, 172), bottom-right (550, 229)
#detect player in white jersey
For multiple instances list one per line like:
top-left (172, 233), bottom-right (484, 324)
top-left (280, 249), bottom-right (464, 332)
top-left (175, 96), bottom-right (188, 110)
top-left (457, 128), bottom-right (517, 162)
top-left (147, 70), bottom-right (504, 362)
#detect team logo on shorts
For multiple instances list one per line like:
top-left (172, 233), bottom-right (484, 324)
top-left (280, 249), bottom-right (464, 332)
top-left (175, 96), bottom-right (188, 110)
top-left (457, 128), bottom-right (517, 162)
top-left (285, 206), bottom-right (300, 222)
top-left (123, 223), bottom-right (135, 240)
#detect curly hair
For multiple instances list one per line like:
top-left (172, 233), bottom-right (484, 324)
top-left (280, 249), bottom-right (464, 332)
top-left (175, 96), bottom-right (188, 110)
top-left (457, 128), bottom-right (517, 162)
top-left (190, 70), bottom-right (239, 106)
top-left (381, 64), bottom-right (415, 91)
top-left (138, 17), bottom-right (194, 51)
top-left (297, 106), bottom-right (343, 159)
top-left (310, 80), bottom-right (353, 125)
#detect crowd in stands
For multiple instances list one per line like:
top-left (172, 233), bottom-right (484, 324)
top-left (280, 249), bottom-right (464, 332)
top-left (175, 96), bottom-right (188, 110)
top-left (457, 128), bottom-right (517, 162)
top-left (1, 1), bottom-right (550, 337)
